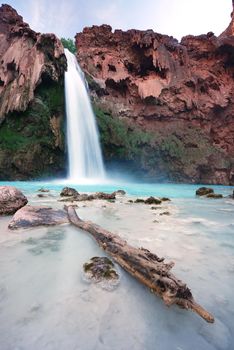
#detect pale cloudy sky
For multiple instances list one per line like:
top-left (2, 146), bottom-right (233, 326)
top-left (2, 0), bottom-right (233, 40)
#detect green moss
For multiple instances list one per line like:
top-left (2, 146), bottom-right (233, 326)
top-left (0, 127), bottom-right (29, 150)
top-left (0, 80), bottom-right (66, 179)
top-left (94, 105), bottom-right (155, 161)
top-left (93, 103), bottom-right (228, 181)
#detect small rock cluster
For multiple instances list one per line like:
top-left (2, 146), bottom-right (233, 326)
top-left (59, 187), bottom-right (126, 202)
top-left (134, 196), bottom-right (170, 205)
top-left (195, 187), bottom-right (223, 199)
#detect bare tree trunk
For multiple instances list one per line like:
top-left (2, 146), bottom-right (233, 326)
top-left (65, 205), bottom-right (214, 323)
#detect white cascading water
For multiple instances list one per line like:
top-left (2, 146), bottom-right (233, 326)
top-left (64, 48), bottom-right (105, 181)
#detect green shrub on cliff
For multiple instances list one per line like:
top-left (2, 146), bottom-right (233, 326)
top-left (61, 38), bottom-right (76, 54)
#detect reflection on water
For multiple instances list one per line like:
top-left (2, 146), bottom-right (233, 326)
top-left (0, 182), bottom-right (233, 350)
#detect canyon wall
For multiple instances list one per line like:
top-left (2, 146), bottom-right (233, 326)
top-left (0, 5), bottom-right (66, 180)
top-left (76, 5), bottom-right (234, 184)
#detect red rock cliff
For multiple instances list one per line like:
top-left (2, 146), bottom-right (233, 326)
top-left (0, 4), bottom-right (66, 121)
top-left (0, 5), bottom-right (66, 180)
top-left (76, 5), bottom-right (234, 184)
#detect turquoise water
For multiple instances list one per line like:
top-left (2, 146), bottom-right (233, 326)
top-left (0, 180), bottom-right (233, 198)
top-left (0, 181), bottom-right (234, 350)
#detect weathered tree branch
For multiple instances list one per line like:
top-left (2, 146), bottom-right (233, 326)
top-left (65, 205), bottom-right (214, 323)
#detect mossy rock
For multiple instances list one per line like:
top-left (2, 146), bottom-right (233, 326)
top-left (196, 187), bottom-right (214, 196)
top-left (83, 257), bottom-right (119, 285)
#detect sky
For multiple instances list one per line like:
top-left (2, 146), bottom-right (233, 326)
top-left (2, 0), bottom-right (233, 41)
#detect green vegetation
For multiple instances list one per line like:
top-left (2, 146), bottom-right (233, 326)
top-left (61, 38), bottom-right (76, 54)
top-left (0, 83), bottom-right (64, 150)
top-left (0, 81), bottom-right (66, 179)
top-left (94, 105), bottom-right (154, 160)
top-left (93, 104), bottom-right (226, 181)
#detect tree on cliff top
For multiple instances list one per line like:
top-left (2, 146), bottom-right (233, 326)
top-left (61, 38), bottom-right (76, 54)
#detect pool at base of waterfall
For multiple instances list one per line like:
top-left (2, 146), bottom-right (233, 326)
top-left (0, 180), bottom-right (234, 350)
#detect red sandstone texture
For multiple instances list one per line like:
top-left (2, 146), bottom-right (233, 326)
top-left (0, 4), bottom-right (66, 121)
top-left (76, 4), bottom-right (234, 184)
top-left (0, 5), bottom-right (66, 180)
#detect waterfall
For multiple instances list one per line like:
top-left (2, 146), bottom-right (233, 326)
top-left (64, 48), bottom-right (105, 181)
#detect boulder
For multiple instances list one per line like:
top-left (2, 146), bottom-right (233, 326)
top-left (196, 187), bottom-right (214, 196)
top-left (8, 205), bottom-right (68, 229)
top-left (0, 186), bottom-right (28, 215)
top-left (60, 187), bottom-right (79, 197)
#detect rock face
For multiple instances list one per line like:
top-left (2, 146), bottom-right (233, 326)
top-left (0, 185), bottom-right (28, 215)
top-left (0, 5), bottom-right (67, 179)
top-left (76, 3), bottom-right (234, 184)
top-left (8, 205), bottom-right (68, 229)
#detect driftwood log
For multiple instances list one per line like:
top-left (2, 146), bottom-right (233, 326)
top-left (65, 205), bottom-right (214, 323)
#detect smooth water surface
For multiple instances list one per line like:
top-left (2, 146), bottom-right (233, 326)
top-left (0, 181), bottom-right (233, 350)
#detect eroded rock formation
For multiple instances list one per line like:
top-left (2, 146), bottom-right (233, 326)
top-left (0, 185), bottom-right (28, 215)
top-left (0, 5), bottom-right (67, 179)
top-left (8, 205), bottom-right (69, 229)
top-left (76, 4), bottom-right (234, 184)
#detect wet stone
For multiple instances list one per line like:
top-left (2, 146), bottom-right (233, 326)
top-left (38, 188), bottom-right (50, 193)
top-left (196, 187), bottom-right (214, 196)
top-left (160, 197), bottom-right (171, 202)
top-left (83, 257), bottom-right (119, 289)
top-left (60, 187), bottom-right (79, 197)
top-left (135, 197), bottom-right (162, 205)
top-left (206, 193), bottom-right (223, 199)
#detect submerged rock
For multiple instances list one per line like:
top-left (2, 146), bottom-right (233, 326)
top-left (83, 257), bottom-right (119, 286)
top-left (38, 188), bottom-right (50, 193)
top-left (8, 205), bottom-right (68, 229)
top-left (196, 187), bottom-right (214, 196)
top-left (135, 197), bottom-right (162, 205)
top-left (145, 197), bottom-right (162, 205)
top-left (0, 186), bottom-right (28, 215)
top-left (206, 193), bottom-right (223, 199)
top-left (60, 187), bottom-right (79, 197)
top-left (160, 197), bottom-right (171, 202)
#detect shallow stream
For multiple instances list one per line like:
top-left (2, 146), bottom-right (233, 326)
top-left (0, 181), bottom-right (233, 350)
